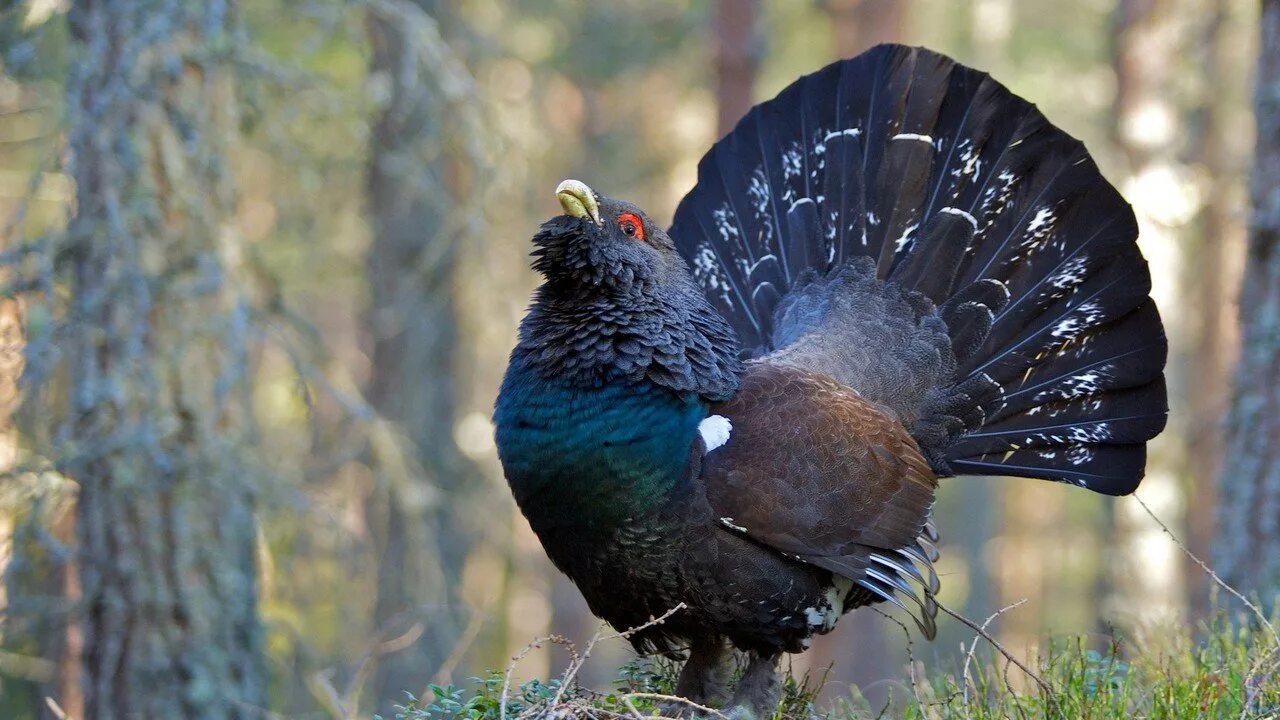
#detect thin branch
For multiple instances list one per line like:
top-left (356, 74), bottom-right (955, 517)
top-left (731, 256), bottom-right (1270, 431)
top-left (499, 605), bottom-right (687, 720)
top-left (429, 602), bottom-right (491, 689)
top-left (43, 698), bottom-right (68, 720)
top-left (550, 604), bottom-right (687, 709)
top-left (1133, 494), bottom-right (1278, 643)
top-left (935, 600), bottom-right (1055, 700)
top-left (961, 598), bottom-right (1029, 711)
top-left (604, 603), bottom-right (687, 642)
top-left (872, 608), bottom-right (928, 717)
top-left (620, 693), bottom-right (729, 720)
top-left (500, 634), bottom-right (570, 720)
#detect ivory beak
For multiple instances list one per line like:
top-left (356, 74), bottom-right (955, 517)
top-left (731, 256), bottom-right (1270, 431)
top-left (555, 179), bottom-right (602, 225)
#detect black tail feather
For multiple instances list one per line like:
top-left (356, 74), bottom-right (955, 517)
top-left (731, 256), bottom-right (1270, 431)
top-left (895, 211), bottom-right (975, 303)
top-left (671, 44), bottom-right (1166, 496)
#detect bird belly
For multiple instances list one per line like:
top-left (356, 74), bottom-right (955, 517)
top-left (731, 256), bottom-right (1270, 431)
top-left (542, 501), bottom-right (846, 655)
top-left (678, 522), bottom-right (849, 653)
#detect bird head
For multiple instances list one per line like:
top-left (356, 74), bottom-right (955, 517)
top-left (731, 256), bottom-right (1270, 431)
top-left (531, 179), bottom-right (684, 295)
top-left (515, 178), bottom-right (743, 400)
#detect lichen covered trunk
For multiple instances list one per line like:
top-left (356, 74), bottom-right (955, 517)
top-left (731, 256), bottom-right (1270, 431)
top-left (58, 2), bottom-right (265, 716)
top-left (363, 0), bottom-right (481, 710)
top-left (1215, 0), bottom-right (1280, 600)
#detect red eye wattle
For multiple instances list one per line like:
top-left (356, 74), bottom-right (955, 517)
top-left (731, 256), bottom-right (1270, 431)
top-left (617, 212), bottom-right (646, 241)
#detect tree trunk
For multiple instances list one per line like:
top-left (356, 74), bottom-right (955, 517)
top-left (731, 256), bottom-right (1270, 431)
top-left (363, 1), bottom-right (479, 711)
top-left (1215, 0), bottom-right (1280, 599)
top-left (50, 2), bottom-right (266, 717)
top-left (714, 0), bottom-right (761, 138)
top-left (1184, 0), bottom-right (1237, 620)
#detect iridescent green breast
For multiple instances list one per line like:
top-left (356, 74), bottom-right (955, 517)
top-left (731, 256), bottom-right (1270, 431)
top-left (494, 361), bottom-right (707, 532)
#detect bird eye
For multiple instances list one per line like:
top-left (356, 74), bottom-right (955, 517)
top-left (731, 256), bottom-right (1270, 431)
top-left (617, 212), bottom-right (646, 241)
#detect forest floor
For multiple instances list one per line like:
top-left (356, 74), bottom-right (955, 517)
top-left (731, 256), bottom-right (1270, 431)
top-left (381, 604), bottom-right (1280, 720)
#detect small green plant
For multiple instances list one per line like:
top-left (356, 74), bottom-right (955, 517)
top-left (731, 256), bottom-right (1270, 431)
top-left (375, 660), bottom-right (685, 720)
top-left (899, 613), bottom-right (1280, 720)
top-left (383, 611), bottom-right (1280, 720)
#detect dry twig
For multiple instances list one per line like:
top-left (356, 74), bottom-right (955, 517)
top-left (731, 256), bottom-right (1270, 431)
top-left (1133, 494), bottom-right (1278, 643)
top-left (501, 604), bottom-right (687, 720)
top-left (1130, 494), bottom-right (1280, 720)
top-left (873, 608), bottom-right (929, 718)
top-left (550, 604), bottom-right (687, 710)
top-left (935, 601), bottom-right (1054, 701)
top-left (500, 634), bottom-right (572, 720)
top-left (960, 599), bottom-right (1029, 710)
top-left (619, 692), bottom-right (729, 720)
top-left (429, 601), bottom-right (493, 691)
top-left (43, 698), bottom-right (69, 720)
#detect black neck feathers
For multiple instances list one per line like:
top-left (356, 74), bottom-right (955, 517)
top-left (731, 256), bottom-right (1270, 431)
top-left (511, 271), bottom-right (744, 402)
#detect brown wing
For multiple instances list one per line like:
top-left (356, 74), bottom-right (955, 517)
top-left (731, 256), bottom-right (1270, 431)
top-left (703, 362), bottom-right (936, 554)
top-left (701, 362), bottom-right (941, 634)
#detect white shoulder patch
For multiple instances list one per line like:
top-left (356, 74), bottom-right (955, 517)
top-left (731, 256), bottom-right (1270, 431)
top-left (699, 415), bottom-right (732, 452)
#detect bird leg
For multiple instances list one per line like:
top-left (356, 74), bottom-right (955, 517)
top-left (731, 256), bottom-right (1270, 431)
top-left (658, 637), bottom-right (733, 717)
top-left (723, 651), bottom-right (781, 720)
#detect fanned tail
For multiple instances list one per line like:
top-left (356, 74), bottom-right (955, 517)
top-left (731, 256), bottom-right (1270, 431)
top-left (670, 44), bottom-right (1167, 497)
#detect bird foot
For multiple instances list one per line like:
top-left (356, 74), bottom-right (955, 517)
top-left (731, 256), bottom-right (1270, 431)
top-left (721, 652), bottom-right (780, 720)
top-left (720, 706), bottom-right (760, 720)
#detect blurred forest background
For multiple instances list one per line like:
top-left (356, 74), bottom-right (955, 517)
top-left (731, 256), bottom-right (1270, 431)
top-left (0, 0), bottom-right (1275, 718)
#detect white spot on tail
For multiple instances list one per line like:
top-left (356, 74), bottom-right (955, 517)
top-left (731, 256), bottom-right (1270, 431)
top-left (895, 223), bottom-right (919, 252)
top-left (719, 517), bottom-right (747, 533)
top-left (699, 415), bottom-right (732, 452)
top-left (824, 127), bottom-right (862, 142)
top-left (782, 143), bottom-right (803, 179)
top-left (940, 206), bottom-right (978, 229)
top-left (1028, 206), bottom-right (1056, 232)
top-left (1050, 299), bottom-right (1104, 340)
top-left (1048, 255), bottom-right (1090, 291)
top-left (893, 132), bottom-right (933, 144)
top-left (711, 204), bottom-right (740, 245)
top-left (955, 138), bottom-right (983, 178)
top-left (789, 197), bottom-right (815, 214)
top-left (747, 167), bottom-right (770, 214)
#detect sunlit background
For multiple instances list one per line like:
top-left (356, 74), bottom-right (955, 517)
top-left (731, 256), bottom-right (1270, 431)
top-left (0, 0), bottom-right (1261, 716)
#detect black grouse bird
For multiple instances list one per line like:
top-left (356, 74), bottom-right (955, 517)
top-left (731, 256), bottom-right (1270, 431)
top-left (494, 45), bottom-right (1167, 718)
